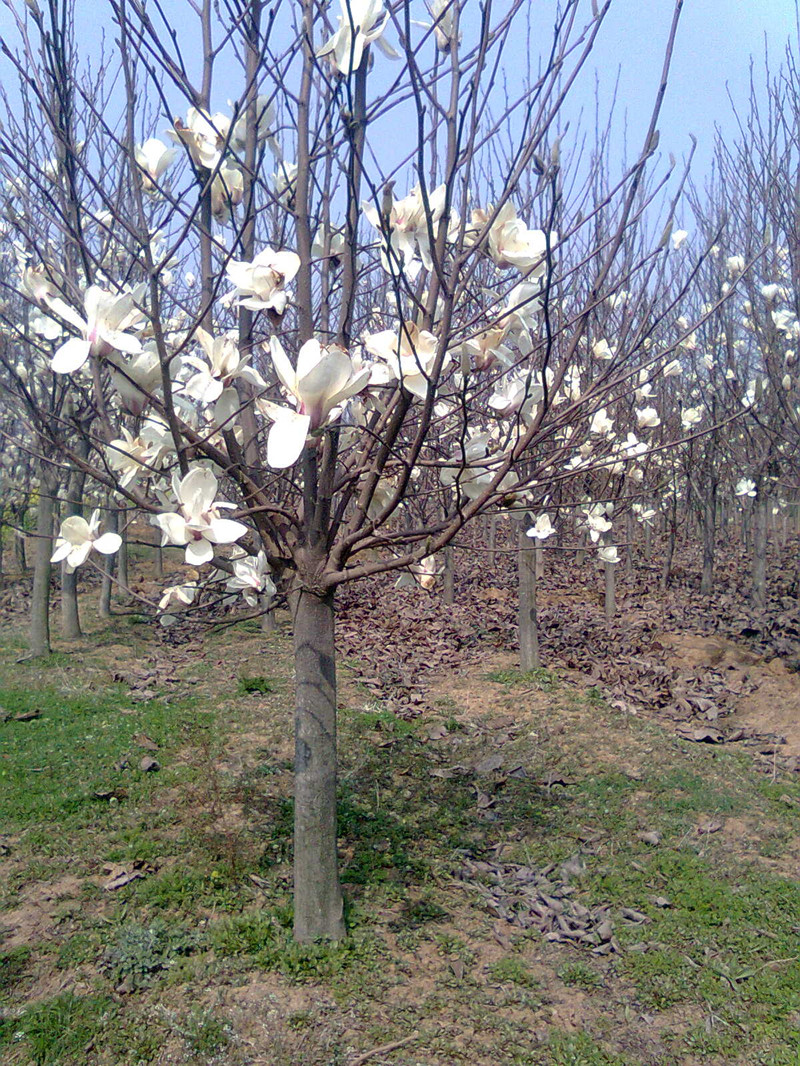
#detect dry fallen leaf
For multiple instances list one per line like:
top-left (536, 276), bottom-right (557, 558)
top-left (697, 819), bottom-right (723, 835)
top-left (636, 831), bottom-right (662, 846)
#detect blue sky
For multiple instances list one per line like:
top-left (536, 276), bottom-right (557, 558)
top-left (1, 0), bottom-right (796, 180)
top-left (587, 0), bottom-right (798, 173)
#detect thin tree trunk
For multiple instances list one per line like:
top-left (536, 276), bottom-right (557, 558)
top-left (61, 450), bottom-right (87, 639)
top-left (99, 508), bottom-right (117, 618)
top-left (752, 493), bottom-right (768, 612)
top-left (154, 539), bottom-right (164, 579)
top-left (700, 481), bottom-right (716, 596)
top-left (260, 591), bottom-right (276, 632)
top-left (291, 587), bottom-right (345, 942)
top-left (660, 511), bottom-right (676, 592)
top-left (625, 511), bottom-right (634, 576)
top-left (604, 539), bottom-right (616, 621)
top-left (488, 515), bottom-right (497, 568)
top-left (30, 465), bottom-right (55, 657)
top-left (14, 516), bottom-right (26, 573)
top-left (442, 545), bottom-right (454, 605)
top-left (0, 522), bottom-right (4, 588)
top-left (117, 511), bottom-right (129, 598)
top-left (518, 525), bottom-right (540, 671)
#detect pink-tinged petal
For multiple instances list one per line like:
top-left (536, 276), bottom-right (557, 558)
top-left (93, 532), bottom-right (122, 555)
top-left (267, 409), bottom-right (311, 468)
top-left (268, 336), bottom-right (298, 394)
top-left (155, 512), bottom-right (190, 545)
top-left (206, 517), bottom-right (248, 544)
top-left (185, 537), bottom-right (214, 566)
top-left (51, 337), bottom-right (92, 374)
top-left (179, 467), bottom-right (218, 517)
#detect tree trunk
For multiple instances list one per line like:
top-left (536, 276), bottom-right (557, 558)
top-left (625, 511), bottom-right (635, 576)
top-left (30, 466), bottom-right (55, 657)
top-left (117, 511), bottom-right (129, 597)
top-left (488, 515), bottom-right (497, 568)
top-left (700, 481), bottom-right (716, 596)
top-left (442, 545), bottom-right (454, 605)
top-left (154, 540), bottom-right (164, 579)
top-left (99, 508), bottom-right (117, 618)
top-left (752, 493), bottom-right (768, 612)
top-left (291, 587), bottom-right (345, 942)
top-left (604, 543), bottom-right (616, 621)
top-left (14, 512), bottom-right (26, 573)
top-left (518, 525), bottom-right (540, 671)
top-left (660, 514), bottom-right (676, 592)
top-left (61, 455), bottom-right (87, 640)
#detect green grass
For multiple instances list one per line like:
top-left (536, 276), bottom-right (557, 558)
top-left (4, 612), bottom-right (800, 1065)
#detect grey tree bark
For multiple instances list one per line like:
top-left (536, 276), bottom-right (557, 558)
top-left (290, 587), bottom-right (345, 942)
top-left (61, 448), bottom-right (87, 639)
top-left (518, 525), bottom-right (540, 671)
top-left (442, 545), bottom-right (455, 605)
top-left (752, 493), bottom-right (768, 612)
top-left (99, 508), bottom-right (117, 618)
top-left (700, 479), bottom-right (717, 597)
top-left (30, 465), bottom-right (56, 657)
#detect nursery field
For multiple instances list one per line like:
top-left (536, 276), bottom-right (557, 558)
top-left (2, 544), bottom-right (800, 1066)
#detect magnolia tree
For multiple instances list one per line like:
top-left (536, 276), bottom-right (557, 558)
top-left (0, 0), bottom-right (701, 940)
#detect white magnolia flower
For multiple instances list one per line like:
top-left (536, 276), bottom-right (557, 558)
top-left (761, 283), bottom-right (781, 302)
top-left (428, 0), bottom-right (458, 49)
top-left (472, 201), bottom-right (556, 274)
top-left (169, 107), bottom-right (231, 169)
top-left (107, 346), bottom-right (162, 416)
top-left (229, 94), bottom-right (274, 152)
top-left (636, 406), bottom-right (661, 429)
top-left (258, 337), bottom-right (370, 468)
top-left (106, 428), bottom-right (156, 488)
top-left (363, 183), bottom-right (448, 273)
top-left (51, 510), bottom-right (122, 572)
top-left (271, 162), bottom-right (298, 206)
top-left (681, 406), bottom-right (703, 429)
top-left (183, 328), bottom-right (266, 405)
top-left (726, 254), bottom-right (745, 277)
top-left (526, 514), bottom-right (556, 541)
top-left (317, 0), bottom-right (398, 75)
top-left (158, 583), bottom-right (198, 611)
top-left (598, 544), bottom-right (619, 564)
top-left (772, 308), bottom-right (798, 334)
top-left (583, 504), bottom-right (612, 543)
top-left (592, 338), bottom-right (615, 361)
top-left (47, 283), bottom-right (147, 374)
top-left (154, 467), bottom-right (248, 566)
top-left (225, 550), bottom-right (276, 607)
top-left (226, 247), bottom-right (301, 314)
top-left (134, 138), bottom-right (177, 193)
top-left (671, 229), bottom-right (688, 250)
top-left (589, 407), bottom-right (614, 436)
top-left (734, 478), bottom-right (757, 498)
top-left (211, 163), bottom-right (244, 224)
top-left (364, 323), bottom-right (443, 400)
top-left (663, 358), bottom-right (682, 377)
top-left (29, 313), bottom-right (63, 341)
